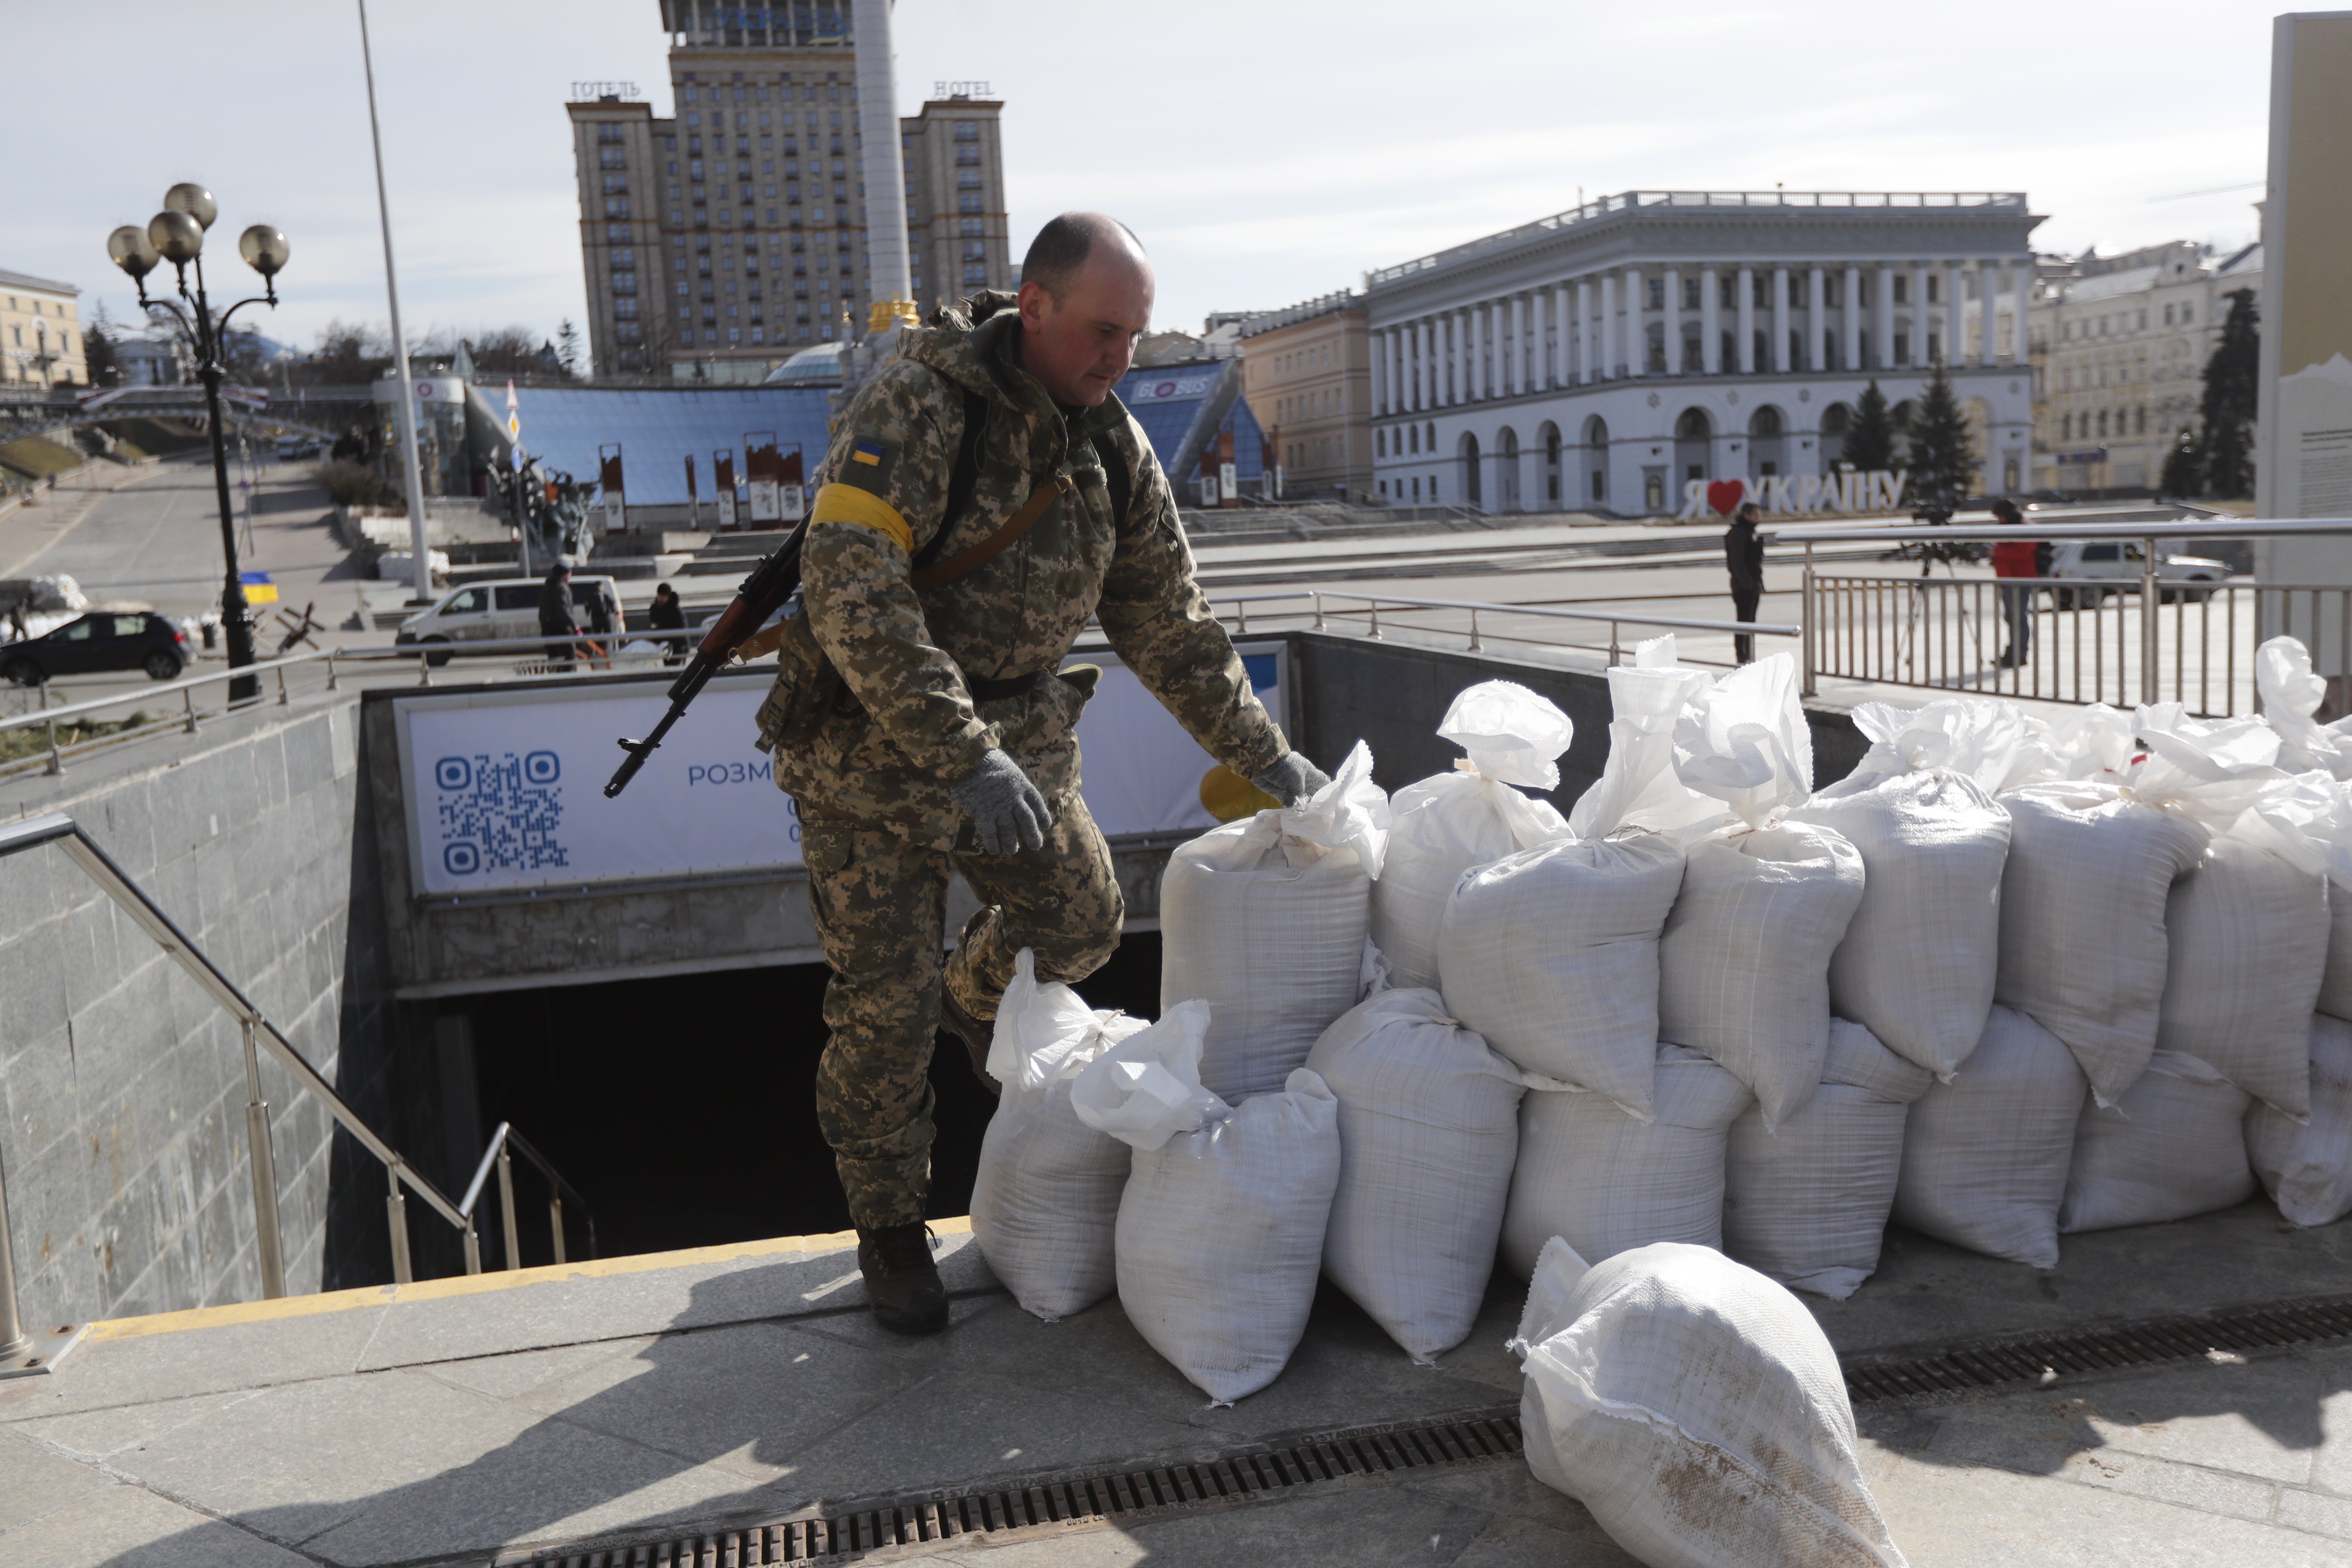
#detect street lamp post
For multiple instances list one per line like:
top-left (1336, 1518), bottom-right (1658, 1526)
top-left (107, 185), bottom-right (289, 704)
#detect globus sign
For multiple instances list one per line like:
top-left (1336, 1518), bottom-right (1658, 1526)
top-left (1676, 470), bottom-right (1906, 520)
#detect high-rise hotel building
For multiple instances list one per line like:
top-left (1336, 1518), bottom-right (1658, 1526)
top-left (567, 3), bottom-right (1012, 382)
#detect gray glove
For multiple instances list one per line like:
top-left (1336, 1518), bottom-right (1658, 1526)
top-left (1250, 751), bottom-right (1330, 807)
top-left (953, 747), bottom-right (1053, 855)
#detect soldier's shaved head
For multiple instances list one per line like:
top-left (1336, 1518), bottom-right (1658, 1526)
top-left (1016, 212), bottom-right (1154, 407)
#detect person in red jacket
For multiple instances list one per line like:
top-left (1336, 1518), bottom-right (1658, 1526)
top-left (1988, 498), bottom-right (2039, 668)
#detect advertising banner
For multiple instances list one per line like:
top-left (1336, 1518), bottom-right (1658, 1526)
top-left (392, 644), bottom-right (1287, 898)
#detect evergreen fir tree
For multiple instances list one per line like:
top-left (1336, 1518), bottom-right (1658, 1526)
top-left (1844, 380), bottom-right (1897, 472)
top-left (2159, 426), bottom-right (2203, 498)
top-left (557, 318), bottom-right (582, 379)
top-left (1904, 356), bottom-right (1976, 507)
top-left (2198, 288), bottom-right (2259, 499)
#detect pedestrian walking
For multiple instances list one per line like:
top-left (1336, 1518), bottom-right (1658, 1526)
top-left (1725, 500), bottom-right (1766, 663)
top-left (1989, 499), bottom-right (2039, 668)
top-left (537, 560), bottom-right (580, 670)
top-left (648, 581), bottom-right (686, 666)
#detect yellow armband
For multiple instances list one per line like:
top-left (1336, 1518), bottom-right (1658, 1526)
top-left (809, 482), bottom-right (913, 556)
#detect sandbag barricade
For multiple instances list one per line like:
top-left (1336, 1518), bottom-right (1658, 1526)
top-left (1512, 1238), bottom-right (1908, 1568)
top-left (1309, 988), bottom-right (1539, 1362)
top-left (1788, 699), bottom-right (2018, 1079)
top-left (1159, 741), bottom-right (1390, 1102)
top-left (2248, 1014), bottom-right (2352, 1228)
top-left (1500, 1044), bottom-right (1752, 1278)
top-left (1724, 1018), bottom-right (1934, 1300)
top-left (1892, 1005), bottom-right (2087, 1268)
top-left (2059, 1051), bottom-right (2256, 1232)
top-left (1371, 682), bottom-right (1572, 992)
top-left (969, 950), bottom-right (1152, 1321)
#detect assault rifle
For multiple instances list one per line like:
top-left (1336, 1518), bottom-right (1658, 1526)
top-left (603, 521), bottom-right (806, 797)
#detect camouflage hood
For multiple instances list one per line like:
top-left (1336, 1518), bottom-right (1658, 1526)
top-left (899, 291), bottom-right (1128, 447)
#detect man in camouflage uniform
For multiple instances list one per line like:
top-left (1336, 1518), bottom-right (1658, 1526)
top-left (760, 213), bottom-right (1326, 1333)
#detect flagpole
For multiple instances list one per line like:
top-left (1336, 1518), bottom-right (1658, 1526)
top-left (355, 0), bottom-right (433, 604)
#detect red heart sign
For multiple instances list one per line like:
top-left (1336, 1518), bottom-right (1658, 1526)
top-left (1706, 479), bottom-right (1746, 516)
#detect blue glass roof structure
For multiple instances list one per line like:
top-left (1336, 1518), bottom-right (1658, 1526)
top-left (497, 385), bottom-right (833, 504)
top-left (1113, 361), bottom-right (1266, 486)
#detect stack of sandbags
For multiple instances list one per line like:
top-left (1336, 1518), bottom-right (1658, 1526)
top-left (1788, 699), bottom-right (2020, 1079)
top-left (1075, 1032), bottom-right (1339, 1403)
top-left (1656, 653), bottom-right (1866, 1129)
top-left (1308, 988), bottom-right (1537, 1362)
top-left (970, 950), bottom-right (1156, 1320)
top-left (1994, 704), bottom-right (2215, 1108)
top-left (1439, 638), bottom-right (1706, 1120)
top-left (2248, 1015), bottom-right (2352, 1227)
top-left (1893, 1005), bottom-right (2088, 1268)
top-left (1724, 1018), bottom-right (1934, 1299)
top-left (2060, 1053), bottom-right (2255, 1231)
top-left (1160, 740), bottom-right (1390, 1102)
top-left (1500, 1045), bottom-right (1752, 1277)
top-left (1369, 682), bottom-right (1572, 991)
top-left (1512, 1237), bottom-right (1908, 1568)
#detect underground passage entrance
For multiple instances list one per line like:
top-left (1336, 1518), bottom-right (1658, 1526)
top-left (444, 932), bottom-right (1166, 1262)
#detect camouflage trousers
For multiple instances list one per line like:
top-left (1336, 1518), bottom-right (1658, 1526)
top-left (802, 791), bottom-right (1125, 1230)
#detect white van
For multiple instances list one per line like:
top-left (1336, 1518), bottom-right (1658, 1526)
top-left (394, 575), bottom-right (622, 665)
top-left (2044, 542), bottom-right (2230, 608)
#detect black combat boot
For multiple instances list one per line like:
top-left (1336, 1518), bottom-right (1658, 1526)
top-left (939, 987), bottom-right (1000, 1096)
top-left (857, 1222), bottom-right (949, 1335)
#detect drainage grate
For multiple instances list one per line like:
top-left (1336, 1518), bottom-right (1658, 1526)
top-left (497, 1407), bottom-right (1523, 1567)
top-left (1843, 1292), bottom-right (2352, 1403)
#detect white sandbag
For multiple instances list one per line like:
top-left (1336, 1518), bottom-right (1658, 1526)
top-left (1307, 988), bottom-right (1537, 1363)
top-left (1500, 1044), bottom-right (1753, 1278)
top-left (1724, 1018), bottom-right (1935, 1301)
top-left (969, 951), bottom-right (1151, 1321)
top-left (1892, 1005), bottom-right (2086, 1268)
top-left (2155, 836), bottom-right (2327, 1118)
top-left (2258, 634), bottom-right (2352, 780)
top-left (1512, 1238), bottom-right (1907, 1568)
top-left (1068, 999), bottom-right (1223, 1150)
top-left (1439, 833), bottom-right (1684, 1118)
top-left (1370, 682), bottom-right (1572, 992)
top-left (1657, 822), bottom-right (1865, 1130)
top-left (2325, 894), bottom-right (2352, 1025)
top-left (1113, 1068), bottom-right (1341, 1404)
top-left (1160, 741), bottom-right (1390, 1102)
top-left (2059, 1051), bottom-right (2255, 1232)
top-left (1572, 634), bottom-right (1720, 841)
top-left (2248, 1015), bottom-right (2352, 1227)
top-left (1994, 783), bottom-right (2211, 1107)
top-left (1788, 700), bottom-right (2018, 1078)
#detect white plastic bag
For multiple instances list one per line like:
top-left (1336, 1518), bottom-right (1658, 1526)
top-left (1068, 1000), bottom-right (1225, 1151)
top-left (1892, 1005), bottom-right (2086, 1268)
top-left (1307, 988), bottom-right (1537, 1363)
top-left (2248, 1014), bottom-right (2352, 1227)
top-left (1436, 646), bottom-right (1695, 1118)
top-left (1788, 700), bottom-right (2016, 1078)
top-left (2059, 1051), bottom-right (2255, 1232)
top-left (1370, 682), bottom-right (1572, 992)
top-left (2258, 634), bottom-right (2352, 779)
top-left (969, 951), bottom-right (1151, 1321)
top-left (1500, 1044), bottom-right (1753, 1277)
top-left (1114, 1068), bottom-right (1342, 1404)
top-left (1512, 1238), bottom-right (1907, 1568)
top-left (1724, 1018), bottom-right (1934, 1301)
top-left (1160, 741), bottom-right (1390, 1101)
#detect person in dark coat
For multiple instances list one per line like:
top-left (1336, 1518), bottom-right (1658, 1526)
top-left (537, 560), bottom-right (579, 669)
top-left (1724, 500), bottom-right (1767, 663)
top-left (648, 581), bottom-right (686, 665)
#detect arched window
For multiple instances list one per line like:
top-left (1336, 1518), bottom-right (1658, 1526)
top-left (1459, 431), bottom-right (1482, 507)
top-left (1542, 422), bottom-right (1562, 502)
top-left (1375, 428), bottom-right (1386, 458)
top-left (1674, 408), bottom-right (1712, 484)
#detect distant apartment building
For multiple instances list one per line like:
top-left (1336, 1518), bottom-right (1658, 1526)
top-left (1364, 191), bottom-right (2042, 514)
top-left (1240, 292), bottom-right (1372, 502)
top-left (2028, 239), bottom-right (2263, 494)
top-left (0, 269), bottom-right (86, 388)
top-left (565, 2), bottom-right (1011, 383)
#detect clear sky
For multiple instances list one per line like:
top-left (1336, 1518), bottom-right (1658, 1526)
top-left (15, 0), bottom-right (2281, 358)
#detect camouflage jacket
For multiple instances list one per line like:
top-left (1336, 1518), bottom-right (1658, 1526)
top-left (761, 295), bottom-right (1289, 848)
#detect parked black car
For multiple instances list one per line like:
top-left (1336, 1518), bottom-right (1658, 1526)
top-left (2, 612), bottom-right (189, 685)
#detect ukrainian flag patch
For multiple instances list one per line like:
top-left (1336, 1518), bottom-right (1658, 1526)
top-left (851, 440), bottom-right (885, 466)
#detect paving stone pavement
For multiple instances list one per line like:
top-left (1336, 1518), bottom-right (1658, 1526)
top-left (2, 1208), bottom-right (2352, 1566)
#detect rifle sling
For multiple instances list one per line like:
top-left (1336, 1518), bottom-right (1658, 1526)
top-left (910, 473), bottom-right (1070, 591)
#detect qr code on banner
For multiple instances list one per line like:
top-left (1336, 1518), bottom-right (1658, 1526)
top-left (433, 751), bottom-right (567, 877)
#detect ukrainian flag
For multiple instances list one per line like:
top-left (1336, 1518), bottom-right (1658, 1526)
top-left (240, 571), bottom-right (279, 606)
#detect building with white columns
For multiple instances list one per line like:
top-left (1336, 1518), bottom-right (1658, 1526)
top-left (1364, 190), bottom-right (2043, 515)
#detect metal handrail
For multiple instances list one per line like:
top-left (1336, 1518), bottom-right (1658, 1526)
top-left (0, 811), bottom-right (594, 1314)
top-left (456, 1122), bottom-right (598, 1277)
top-left (1771, 517), bottom-right (2352, 543)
